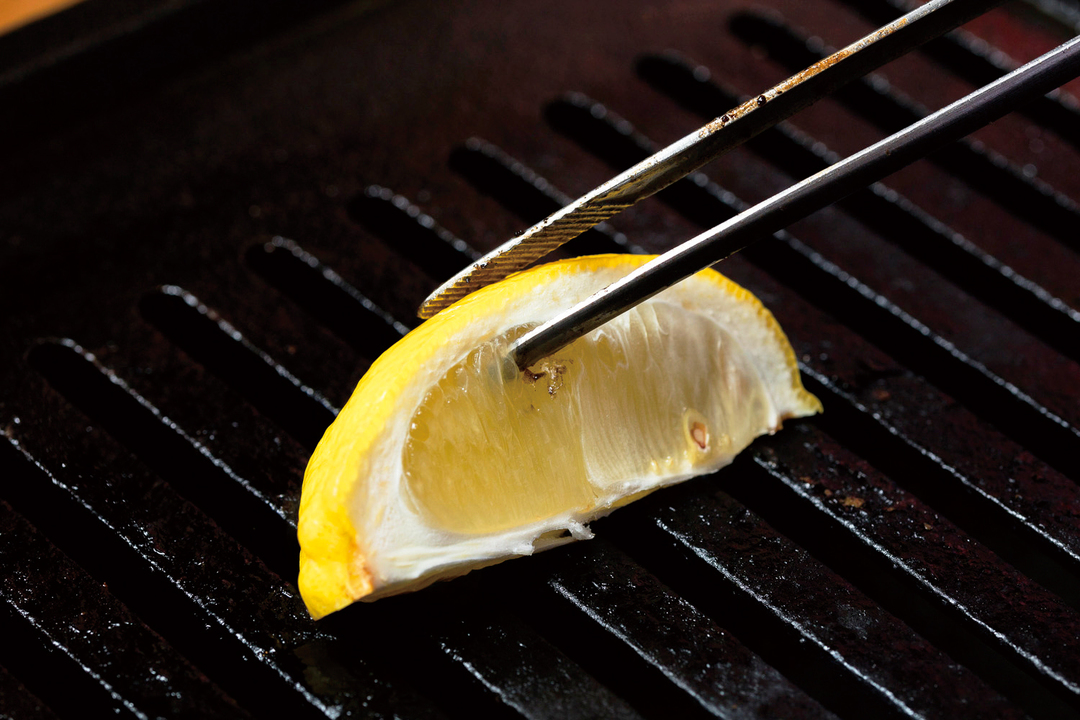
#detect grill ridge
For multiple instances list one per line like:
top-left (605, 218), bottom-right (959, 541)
top-left (630, 55), bottom-right (1080, 365)
top-left (140, 286), bottom-right (338, 451)
top-left (744, 428), bottom-right (1080, 705)
top-left (729, 9), bottom-right (1080, 251)
top-left (27, 342), bottom-right (297, 546)
top-left (447, 140), bottom-right (642, 258)
top-left (0, 433), bottom-right (349, 719)
top-left (0, 497), bottom-right (247, 719)
top-left (245, 237), bottom-right (414, 349)
top-left (839, 0), bottom-right (1080, 146)
top-left (518, 540), bottom-right (835, 719)
top-left (604, 483), bottom-right (1025, 719)
top-left (348, 186), bottom-right (479, 279)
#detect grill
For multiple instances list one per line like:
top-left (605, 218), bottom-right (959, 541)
top-left (2, 0), bottom-right (1080, 717)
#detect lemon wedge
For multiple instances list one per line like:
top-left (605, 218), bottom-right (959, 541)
top-left (298, 254), bottom-right (821, 619)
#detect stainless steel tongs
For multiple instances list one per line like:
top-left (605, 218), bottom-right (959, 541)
top-left (418, 0), bottom-right (1080, 371)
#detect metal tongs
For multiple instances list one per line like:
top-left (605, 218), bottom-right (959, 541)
top-left (418, 0), bottom-right (1080, 372)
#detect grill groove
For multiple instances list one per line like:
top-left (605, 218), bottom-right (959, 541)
top-left (729, 9), bottom-right (1080, 251)
top-left (0, 497), bottom-right (248, 719)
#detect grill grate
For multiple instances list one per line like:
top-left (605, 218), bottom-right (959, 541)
top-left (2, 1), bottom-right (1080, 718)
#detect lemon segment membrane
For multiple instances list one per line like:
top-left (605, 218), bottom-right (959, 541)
top-left (298, 254), bottom-right (821, 619)
top-left (403, 303), bottom-right (773, 536)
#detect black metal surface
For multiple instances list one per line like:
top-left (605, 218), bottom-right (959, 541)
top-left (629, 54), bottom-right (1080, 365)
top-left (2, 0), bottom-right (1080, 718)
top-left (417, 0), bottom-right (1014, 320)
top-left (0, 497), bottom-right (247, 719)
top-left (730, 9), bottom-right (1080, 252)
top-left (840, 0), bottom-right (1080, 147)
top-left (606, 485), bottom-right (1030, 720)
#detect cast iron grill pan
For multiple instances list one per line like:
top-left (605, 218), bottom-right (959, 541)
top-left (1, 0), bottom-right (1079, 718)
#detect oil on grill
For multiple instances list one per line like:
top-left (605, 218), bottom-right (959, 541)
top-left (1, 0), bottom-right (1079, 718)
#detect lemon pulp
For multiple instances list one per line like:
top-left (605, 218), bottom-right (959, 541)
top-left (402, 301), bottom-right (773, 535)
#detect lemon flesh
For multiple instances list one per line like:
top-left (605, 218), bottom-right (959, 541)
top-left (298, 254), bottom-right (821, 620)
top-left (403, 303), bottom-right (771, 536)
